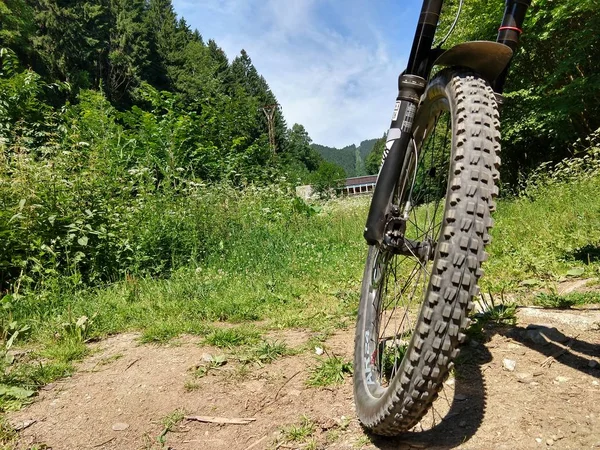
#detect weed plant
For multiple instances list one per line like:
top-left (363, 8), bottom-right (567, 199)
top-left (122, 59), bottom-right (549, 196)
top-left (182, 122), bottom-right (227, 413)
top-left (533, 291), bottom-right (600, 309)
top-left (307, 354), bottom-right (353, 387)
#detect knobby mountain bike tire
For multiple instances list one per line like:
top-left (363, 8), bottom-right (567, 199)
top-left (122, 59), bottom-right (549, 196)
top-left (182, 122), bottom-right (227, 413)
top-left (353, 69), bottom-right (501, 435)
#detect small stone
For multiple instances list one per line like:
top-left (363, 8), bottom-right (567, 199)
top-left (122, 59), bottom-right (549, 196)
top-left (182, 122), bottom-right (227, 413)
top-left (530, 381), bottom-right (540, 386)
top-left (592, 380), bottom-right (599, 386)
top-left (536, 438), bottom-right (543, 444)
top-left (588, 359), bottom-right (599, 369)
top-left (315, 347), bottom-right (324, 355)
top-left (201, 353), bottom-right (213, 362)
top-left (554, 376), bottom-right (570, 383)
top-left (112, 423), bottom-right (129, 431)
top-left (516, 372), bottom-right (533, 383)
top-left (503, 358), bottom-right (516, 371)
top-left (546, 439), bottom-right (554, 446)
top-left (320, 418), bottom-right (337, 431)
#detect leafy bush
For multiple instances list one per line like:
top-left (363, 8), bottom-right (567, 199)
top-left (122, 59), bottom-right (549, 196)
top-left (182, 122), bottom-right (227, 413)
top-left (311, 161), bottom-right (346, 199)
top-left (0, 63), bottom-right (306, 294)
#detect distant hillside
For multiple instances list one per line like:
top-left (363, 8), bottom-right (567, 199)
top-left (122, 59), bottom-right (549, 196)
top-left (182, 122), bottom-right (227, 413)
top-left (311, 138), bottom-right (378, 178)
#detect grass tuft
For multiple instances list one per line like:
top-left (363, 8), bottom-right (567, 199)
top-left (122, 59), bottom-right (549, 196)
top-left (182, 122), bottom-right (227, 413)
top-left (475, 292), bottom-right (517, 326)
top-left (0, 417), bottom-right (17, 448)
top-left (533, 291), bottom-right (600, 309)
top-left (158, 409), bottom-right (186, 445)
top-left (250, 340), bottom-right (293, 364)
top-left (307, 355), bottom-right (353, 387)
top-left (204, 328), bottom-right (261, 348)
top-left (280, 416), bottom-right (316, 443)
top-left (193, 354), bottom-right (227, 378)
top-left (467, 291), bottom-right (517, 342)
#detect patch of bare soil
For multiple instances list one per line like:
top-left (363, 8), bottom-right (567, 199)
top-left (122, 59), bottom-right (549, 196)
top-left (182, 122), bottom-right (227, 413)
top-left (9, 308), bottom-right (600, 450)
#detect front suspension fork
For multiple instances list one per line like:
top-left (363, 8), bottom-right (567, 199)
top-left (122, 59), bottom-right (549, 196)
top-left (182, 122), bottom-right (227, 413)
top-left (363, 74), bottom-right (426, 246)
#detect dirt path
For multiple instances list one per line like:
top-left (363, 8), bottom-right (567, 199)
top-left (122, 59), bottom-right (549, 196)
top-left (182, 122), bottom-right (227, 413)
top-left (9, 308), bottom-right (600, 450)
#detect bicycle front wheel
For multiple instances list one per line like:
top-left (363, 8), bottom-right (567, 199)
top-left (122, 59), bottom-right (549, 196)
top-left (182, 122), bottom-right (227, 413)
top-left (353, 69), bottom-right (500, 435)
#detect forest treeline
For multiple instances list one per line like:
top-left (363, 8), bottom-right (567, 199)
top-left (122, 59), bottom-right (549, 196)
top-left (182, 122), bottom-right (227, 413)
top-left (311, 139), bottom-right (378, 178)
top-left (0, 0), bottom-right (339, 184)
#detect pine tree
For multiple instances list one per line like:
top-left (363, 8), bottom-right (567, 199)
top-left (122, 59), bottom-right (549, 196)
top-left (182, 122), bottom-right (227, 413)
top-left (0, 0), bottom-right (35, 59)
top-left (207, 39), bottom-right (229, 76)
top-left (174, 39), bottom-right (219, 102)
top-left (365, 134), bottom-right (386, 175)
top-left (143, 0), bottom-right (177, 90)
top-left (230, 49), bottom-right (288, 150)
top-left (32, 0), bottom-right (110, 87)
top-left (107, 0), bottom-right (149, 102)
top-left (287, 124), bottom-right (321, 172)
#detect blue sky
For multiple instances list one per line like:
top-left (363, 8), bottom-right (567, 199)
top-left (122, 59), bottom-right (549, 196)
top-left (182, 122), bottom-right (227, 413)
top-left (172, 0), bottom-right (423, 147)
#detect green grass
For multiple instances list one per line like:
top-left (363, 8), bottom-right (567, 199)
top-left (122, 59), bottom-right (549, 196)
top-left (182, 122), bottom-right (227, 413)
top-left (251, 340), bottom-right (292, 363)
top-left (467, 292), bottom-right (518, 342)
top-left (0, 417), bottom-right (17, 449)
top-left (476, 292), bottom-right (517, 325)
top-left (235, 340), bottom-right (294, 365)
top-left (279, 416), bottom-right (316, 444)
top-left (533, 291), bottom-right (600, 309)
top-left (158, 409), bottom-right (186, 445)
top-left (204, 328), bottom-right (261, 348)
top-left (484, 176), bottom-right (600, 291)
top-left (193, 354), bottom-right (227, 378)
top-left (3, 175), bottom-right (600, 410)
top-left (307, 355), bottom-right (353, 387)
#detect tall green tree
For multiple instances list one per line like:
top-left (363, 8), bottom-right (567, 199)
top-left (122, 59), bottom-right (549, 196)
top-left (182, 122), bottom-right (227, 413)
top-left (441, 0), bottom-right (600, 188)
top-left (106, 0), bottom-right (149, 103)
top-left (230, 49), bottom-right (287, 149)
top-left (143, 0), bottom-right (177, 90)
top-left (207, 39), bottom-right (229, 78)
top-left (365, 134), bottom-right (386, 175)
top-left (32, 0), bottom-right (110, 88)
top-left (0, 0), bottom-right (35, 57)
top-left (172, 39), bottom-right (220, 103)
top-left (287, 123), bottom-right (322, 172)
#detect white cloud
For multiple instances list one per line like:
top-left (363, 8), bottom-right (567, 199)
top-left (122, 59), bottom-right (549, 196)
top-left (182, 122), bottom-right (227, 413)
top-left (173, 0), bottom-right (413, 147)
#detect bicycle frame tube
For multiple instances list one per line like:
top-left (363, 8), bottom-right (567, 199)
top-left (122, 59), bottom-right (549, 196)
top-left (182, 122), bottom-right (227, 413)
top-left (364, 0), bottom-right (443, 245)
